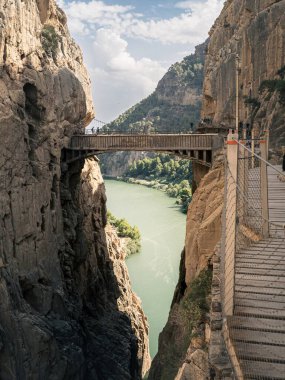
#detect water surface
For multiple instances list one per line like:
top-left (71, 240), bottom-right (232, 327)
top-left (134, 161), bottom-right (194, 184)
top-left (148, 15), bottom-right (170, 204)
top-left (104, 179), bottom-right (186, 358)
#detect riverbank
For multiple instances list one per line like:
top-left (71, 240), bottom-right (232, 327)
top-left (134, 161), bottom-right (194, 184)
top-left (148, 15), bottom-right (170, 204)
top-left (104, 175), bottom-right (192, 213)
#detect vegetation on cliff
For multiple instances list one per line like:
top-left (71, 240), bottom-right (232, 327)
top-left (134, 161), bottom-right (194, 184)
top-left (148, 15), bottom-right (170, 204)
top-left (107, 211), bottom-right (141, 257)
top-left (103, 44), bottom-right (206, 134)
top-left (124, 154), bottom-right (192, 213)
top-left (181, 268), bottom-right (212, 339)
top-left (41, 25), bottom-right (60, 58)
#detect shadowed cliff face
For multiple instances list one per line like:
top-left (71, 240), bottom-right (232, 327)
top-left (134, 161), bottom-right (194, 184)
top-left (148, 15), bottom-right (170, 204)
top-left (0, 0), bottom-right (150, 378)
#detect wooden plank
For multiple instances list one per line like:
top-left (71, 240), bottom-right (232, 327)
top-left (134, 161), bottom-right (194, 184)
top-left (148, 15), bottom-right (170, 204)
top-left (236, 257), bottom-right (285, 264)
top-left (235, 341), bottom-right (285, 362)
top-left (236, 267), bottom-right (285, 276)
top-left (235, 305), bottom-right (285, 318)
top-left (236, 262), bottom-right (285, 270)
top-left (235, 298), bottom-right (285, 311)
top-left (238, 247), bottom-right (285, 253)
top-left (236, 251), bottom-right (285, 258)
top-left (236, 274), bottom-right (285, 283)
top-left (231, 328), bottom-right (285, 346)
top-left (235, 292), bottom-right (285, 303)
top-left (241, 360), bottom-right (285, 379)
top-left (228, 316), bottom-right (285, 332)
top-left (235, 285), bottom-right (285, 295)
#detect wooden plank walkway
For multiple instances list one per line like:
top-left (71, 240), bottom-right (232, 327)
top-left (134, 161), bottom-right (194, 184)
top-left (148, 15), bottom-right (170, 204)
top-left (230, 165), bottom-right (285, 379)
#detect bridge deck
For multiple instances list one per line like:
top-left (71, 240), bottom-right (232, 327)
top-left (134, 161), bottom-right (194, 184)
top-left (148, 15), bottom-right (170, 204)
top-left (69, 133), bottom-right (222, 151)
top-left (66, 133), bottom-right (224, 166)
top-left (230, 165), bottom-right (285, 379)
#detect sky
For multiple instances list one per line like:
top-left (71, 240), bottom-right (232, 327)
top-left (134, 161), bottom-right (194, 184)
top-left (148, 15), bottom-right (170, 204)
top-left (58, 0), bottom-right (224, 123)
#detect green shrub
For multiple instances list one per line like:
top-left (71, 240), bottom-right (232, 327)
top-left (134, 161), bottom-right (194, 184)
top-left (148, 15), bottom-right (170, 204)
top-left (41, 25), bottom-right (60, 58)
top-left (126, 154), bottom-right (192, 213)
top-left (277, 66), bottom-right (285, 79)
top-left (276, 80), bottom-right (285, 103)
top-left (259, 79), bottom-right (285, 103)
top-left (181, 268), bottom-right (212, 335)
top-left (107, 211), bottom-right (141, 256)
top-left (243, 96), bottom-right (260, 109)
top-left (259, 80), bottom-right (278, 93)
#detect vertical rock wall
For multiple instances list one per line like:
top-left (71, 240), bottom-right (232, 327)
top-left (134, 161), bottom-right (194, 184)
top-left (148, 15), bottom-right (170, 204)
top-left (201, 0), bottom-right (285, 148)
top-left (0, 0), bottom-right (150, 378)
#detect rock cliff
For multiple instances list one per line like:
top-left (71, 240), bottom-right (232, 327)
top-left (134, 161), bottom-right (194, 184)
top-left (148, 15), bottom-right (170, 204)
top-left (150, 2), bottom-right (285, 378)
top-left (201, 0), bottom-right (285, 150)
top-left (0, 0), bottom-right (150, 378)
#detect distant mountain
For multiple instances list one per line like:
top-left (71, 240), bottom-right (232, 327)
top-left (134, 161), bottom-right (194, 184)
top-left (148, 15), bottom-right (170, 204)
top-left (100, 42), bottom-right (207, 176)
top-left (104, 42), bottom-right (207, 134)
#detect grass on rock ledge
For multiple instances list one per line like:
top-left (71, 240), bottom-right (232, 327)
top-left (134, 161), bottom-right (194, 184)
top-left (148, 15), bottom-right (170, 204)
top-left (107, 211), bottom-right (141, 257)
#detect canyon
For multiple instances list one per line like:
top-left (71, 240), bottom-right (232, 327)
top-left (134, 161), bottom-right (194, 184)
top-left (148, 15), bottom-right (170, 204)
top-left (0, 0), bottom-right (284, 379)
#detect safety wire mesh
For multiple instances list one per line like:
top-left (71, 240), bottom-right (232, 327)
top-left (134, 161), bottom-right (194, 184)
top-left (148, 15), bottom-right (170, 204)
top-left (221, 140), bottom-right (285, 379)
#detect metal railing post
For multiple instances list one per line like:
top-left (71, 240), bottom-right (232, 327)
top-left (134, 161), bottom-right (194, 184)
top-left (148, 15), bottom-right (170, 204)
top-left (225, 131), bottom-right (239, 316)
top-left (260, 140), bottom-right (269, 237)
top-left (239, 141), bottom-right (248, 224)
top-left (251, 128), bottom-right (255, 169)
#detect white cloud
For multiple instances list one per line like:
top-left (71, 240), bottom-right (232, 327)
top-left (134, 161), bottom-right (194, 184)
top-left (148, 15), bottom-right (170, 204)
top-left (57, 0), bottom-right (225, 120)
top-left (60, 0), bottom-right (224, 44)
top-left (90, 29), bottom-right (167, 121)
top-left (93, 29), bottom-right (166, 89)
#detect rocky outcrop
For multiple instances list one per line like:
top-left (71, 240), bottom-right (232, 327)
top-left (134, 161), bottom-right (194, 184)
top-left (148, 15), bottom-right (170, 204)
top-left (0, 0), bottom-right (150, 378)
top-left (156, 42), bottom-right (206, 108)
top-left (201, 0), bottom-right (285, 149)
top-left (148, 158), bottom-right (224, 380)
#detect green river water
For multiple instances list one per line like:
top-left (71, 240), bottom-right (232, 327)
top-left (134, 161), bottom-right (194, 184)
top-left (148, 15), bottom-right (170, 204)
top-left (104, 179), bottom-right (186, 358)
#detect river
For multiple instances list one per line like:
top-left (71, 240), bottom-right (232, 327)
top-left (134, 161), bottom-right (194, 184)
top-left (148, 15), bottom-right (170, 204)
top-left (104, 179), bottom-right (186, 358)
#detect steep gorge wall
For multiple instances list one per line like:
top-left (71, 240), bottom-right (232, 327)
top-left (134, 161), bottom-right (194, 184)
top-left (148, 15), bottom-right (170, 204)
top-left (202, 0), bottom-right (285, 149)
top-left (0, 1), bottom-right (150, 378)
top-left (150, 2), bottom-right (285, 378)
top-left (149, 157), bottom-right (224, 380)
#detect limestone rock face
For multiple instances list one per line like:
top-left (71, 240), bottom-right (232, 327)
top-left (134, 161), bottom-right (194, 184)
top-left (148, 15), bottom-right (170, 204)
top-left (174, 350), bottom-right (209, 380)
top-left (156, 42), bottom-right (206, 108)
top-left (185, 159), bottom-right (224, 286)
top-left (201, 0), bottom-right (285, 148)
top-left (0, 0), bottom-right (150, 378)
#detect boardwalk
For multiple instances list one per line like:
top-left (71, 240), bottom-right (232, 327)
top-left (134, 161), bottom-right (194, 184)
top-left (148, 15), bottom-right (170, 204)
top-left (228, 165), bottom-right (285, 379)
top-left (65, 133), bottom-right (224, 166)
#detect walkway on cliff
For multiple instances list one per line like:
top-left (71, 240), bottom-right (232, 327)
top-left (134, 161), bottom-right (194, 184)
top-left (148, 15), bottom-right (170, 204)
top-left (222, 133), bottom-right (285, 379)
top-left (64, 132), bottom-right (224, 167)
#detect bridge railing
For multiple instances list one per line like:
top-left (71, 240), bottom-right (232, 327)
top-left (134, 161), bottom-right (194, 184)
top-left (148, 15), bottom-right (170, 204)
top-left (220, 132), bottom-right (285, 378)
top-left (69, 133), bottom-right (222, 151)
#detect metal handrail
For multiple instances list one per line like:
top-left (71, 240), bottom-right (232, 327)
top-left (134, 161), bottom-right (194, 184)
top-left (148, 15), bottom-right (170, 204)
top-left (235, 139), bottom-right (285, 178)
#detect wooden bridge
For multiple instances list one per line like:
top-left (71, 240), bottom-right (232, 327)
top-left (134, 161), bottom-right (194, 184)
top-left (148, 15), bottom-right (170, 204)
top-left (222, 132), bottom-right (285, 379)
top-left (64, 133), bottom-right (224, 167)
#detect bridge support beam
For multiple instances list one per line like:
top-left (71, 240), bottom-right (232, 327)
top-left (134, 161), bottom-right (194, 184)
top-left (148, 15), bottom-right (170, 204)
top-left (260, 140), bottom-right (269, 238)
top-left (224, 131), bottom-right (238, 317)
